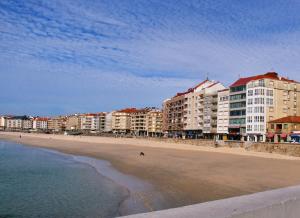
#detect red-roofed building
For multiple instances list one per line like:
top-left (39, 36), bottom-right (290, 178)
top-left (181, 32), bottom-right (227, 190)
top-left (229, 71), bottom-right (300, 142)
top-left (163, 79), bottom-right (226, 138)
top-left (33, 117), bottom-right (49, 130)
top-left (268, 116), bottom-right (300, 142)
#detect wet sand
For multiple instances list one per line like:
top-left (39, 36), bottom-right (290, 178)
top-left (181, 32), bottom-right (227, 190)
top-left (2, 132), bottom-right (300, 211)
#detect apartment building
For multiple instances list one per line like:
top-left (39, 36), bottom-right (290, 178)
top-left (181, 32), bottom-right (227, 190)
top-left (131, 108), bottom-right (150, 136)
top-left (6, 116), bottom-right (30, 130)
top-left (65, 114), bottom-right (81, 131)
top-left (246, 72), bottom-right (300, 142)
top-left (112, 108), bottom-right (137, 134)
top-left (228, 77), bottom-right (248, 140)
top-left (163, 94), bottom-right (185, 137)
top-left (104, 111), bottom-right (114, 132)
top-left (48, 116), bottom-right (66, 132)
top-left (32, 117), bottom-right (48, 130)
top-left (99, 113), bottom-right (106, 132)
top-left (0, 116), bottom-right (8, 130)
top-left (146, 110), bottom-right (163, 137)
top-left (80, 114), bottom-right (98, 131)
top-left (217, 89), bottom-right (229, 140)
top-left (163, 79), bottom-right (225, 138)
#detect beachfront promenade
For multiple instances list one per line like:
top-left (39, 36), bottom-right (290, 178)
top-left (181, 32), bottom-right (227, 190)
top-left (123, 185), bottom-right (300, 218)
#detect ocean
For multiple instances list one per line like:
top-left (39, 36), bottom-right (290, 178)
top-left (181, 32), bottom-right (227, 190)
top-left (0, 140), bottom-right (162, 218)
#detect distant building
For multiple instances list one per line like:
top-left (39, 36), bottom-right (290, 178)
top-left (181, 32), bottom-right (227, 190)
top-left (146, 110), bottom-right (163, 137)
top-left (268, 116), bottom-right (300, 143)
top-left (6, 116), bottom-right (30, 130)
top-left (79, 112), bottom-right (106, 132)
top-left (32, 117), bottom-right (48, 130)
top-left (131, 108), bottom-right (151, 136)
top-left (0, 116), bottom-right (9, 130)
top-left (217, 89), bottom-right (229, 140)
top-left (48, 116), bottom-right (66, 132)
top-left (65, 114), bottom-right (81, 131)
top-left (104, 111), bottom-right (114, 132)
top-left (112, 108), bottom-right (137, 134)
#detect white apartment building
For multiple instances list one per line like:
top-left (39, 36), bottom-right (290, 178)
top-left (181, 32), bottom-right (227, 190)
top-left (217, 89), bottom-right (229, 140)
top-left (33, 117), bottom-right (48, 130)
top-left (104, 111), bottom-right (114, 132)
top-left (80, 114), bottom-right (100, 131)
top-left (245, 72), bottom-right (300, 142)
top-left (0, 116), bottom-right (8, 129)
top-left (183, 80), bottom-right (226, 138)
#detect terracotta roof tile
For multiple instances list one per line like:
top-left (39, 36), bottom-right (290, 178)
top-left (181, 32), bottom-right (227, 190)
top-left (269, 116), bottom-right (300, 123)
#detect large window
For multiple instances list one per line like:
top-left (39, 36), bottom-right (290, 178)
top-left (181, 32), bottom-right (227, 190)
top-left (230, 102), bottom-right (246, 109)
top-left (230, 85), bottom-right (246, 93)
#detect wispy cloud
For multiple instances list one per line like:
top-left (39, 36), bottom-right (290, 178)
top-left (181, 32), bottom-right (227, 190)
top-left (1, 0), bottom-right (300, 115)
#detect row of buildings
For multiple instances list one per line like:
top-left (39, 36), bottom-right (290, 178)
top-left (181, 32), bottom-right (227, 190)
top-left (0, 108), bottom-right (163, 136)
top-left (1, 71), bottom-right (300, 142)
top-left (162, 72), bottom-right (300, 142)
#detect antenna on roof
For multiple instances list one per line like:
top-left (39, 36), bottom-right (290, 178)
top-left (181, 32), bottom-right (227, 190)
top-left (238, 73), bottom-right (241, 78)
top-left (206, 72), bottom-right (209, 80)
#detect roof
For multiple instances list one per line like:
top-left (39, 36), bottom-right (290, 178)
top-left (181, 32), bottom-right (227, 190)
top-left (230, 72), bottom-right (298, 88)
top-left (174, 79), bottom-right (211, 97)
top-left (34, 117), bottom-right (49, 121)
top-left (117, 108), bottom-right (138, 113)
top-left (269, 116), bottom-right (300, 124)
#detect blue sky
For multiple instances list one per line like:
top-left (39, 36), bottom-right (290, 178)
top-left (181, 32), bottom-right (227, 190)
top-left (1, 0), bottom-right (300, 115)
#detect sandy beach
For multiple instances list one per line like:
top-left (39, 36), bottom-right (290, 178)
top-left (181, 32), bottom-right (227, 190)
top-left (2, 132), bottom-right (300, 211)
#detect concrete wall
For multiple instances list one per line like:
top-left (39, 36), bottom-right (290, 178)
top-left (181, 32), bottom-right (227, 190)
top-left (142, 137), bottom-right (300, 157)
top-left (121, 185), bottom-right (300, 218)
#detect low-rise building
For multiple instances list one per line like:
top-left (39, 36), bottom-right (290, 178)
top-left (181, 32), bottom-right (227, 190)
top-left (268, 116), bottom-right (300, 142)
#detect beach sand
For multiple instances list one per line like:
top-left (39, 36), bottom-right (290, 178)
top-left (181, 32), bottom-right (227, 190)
top-left (2, 132), bottom-right (300, 211)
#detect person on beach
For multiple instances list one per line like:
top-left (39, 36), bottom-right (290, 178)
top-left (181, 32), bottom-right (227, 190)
top-left (19, 135), bottom-right (21, 139)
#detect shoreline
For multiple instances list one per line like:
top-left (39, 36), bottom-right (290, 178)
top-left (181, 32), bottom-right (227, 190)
top-left (2, 132), bottom-right (300, 214)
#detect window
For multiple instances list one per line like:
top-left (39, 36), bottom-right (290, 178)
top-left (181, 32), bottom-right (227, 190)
top-left (284, 124), bottom-right (288, 129)
top-left (248, 90), bottom-right (253, 96)
top-left (271, 124), bottom-right (274, 129)
top-left (248, 99), bottom-right (253, 105)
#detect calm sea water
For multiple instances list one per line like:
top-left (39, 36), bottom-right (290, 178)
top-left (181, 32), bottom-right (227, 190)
top-left (0, 140), bottom-right (129, 218)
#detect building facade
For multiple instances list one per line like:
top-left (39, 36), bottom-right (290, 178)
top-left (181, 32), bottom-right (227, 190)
top-left (163, 79), bottom-right (225, 138)
top-left (268, 116), bottom-right (300, 142)
top-left (217, 89), bottom-right (229, 140)
top-left (112, 108), bottom-right (136, 134)
top-left (146, 110), bottom-right (163, 137)
top-left (246, 72), bottom-right (300, 142)
top-left (32, 117), bottom-right (48, 130)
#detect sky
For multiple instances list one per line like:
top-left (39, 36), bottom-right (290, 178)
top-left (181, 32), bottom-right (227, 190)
top-left (1, 0), bottom-right (300, 116)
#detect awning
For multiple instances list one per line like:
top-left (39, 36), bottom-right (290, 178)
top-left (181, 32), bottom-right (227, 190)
top-left (281, 133), bottom-right (288, 138)
top-left (267, 133), bottom-right (274, 138)
top-left (291, 134), bottom-right (300, 137)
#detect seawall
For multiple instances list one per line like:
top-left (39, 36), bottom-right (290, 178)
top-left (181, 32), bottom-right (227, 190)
top-left (122, 185), bottom-right (300, 218)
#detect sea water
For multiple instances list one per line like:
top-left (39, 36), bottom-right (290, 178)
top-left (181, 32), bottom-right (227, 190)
top-left (0, 140), bottom-right (130, 218)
